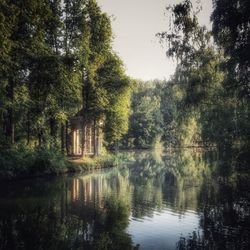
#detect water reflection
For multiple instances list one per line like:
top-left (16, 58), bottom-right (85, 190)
top-left (0, 149), bottom-right (249, 249)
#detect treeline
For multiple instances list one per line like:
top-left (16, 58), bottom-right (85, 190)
top-left (121, 80), bottom-right (164, 149)
top-left (123, 0), bottom-right (250, 150)
top-left (0, 0), bottom-right (132, 151)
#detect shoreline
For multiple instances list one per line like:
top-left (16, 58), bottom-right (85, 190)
top-left (0, 153), bottom-right (119, 182)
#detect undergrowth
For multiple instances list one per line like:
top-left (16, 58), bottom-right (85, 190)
top-left (0, 144), bottom-right (118, 181)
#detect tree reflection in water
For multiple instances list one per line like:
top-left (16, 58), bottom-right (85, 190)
top-left (176, 149), bottom-right (250, 249)
top-left (0, 149), bottom-right (249, 249)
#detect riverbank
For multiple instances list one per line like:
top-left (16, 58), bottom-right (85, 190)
top-left (0, 146), bottom-right (119, 182)
top-left (67, 154), bottom-right (120, 172)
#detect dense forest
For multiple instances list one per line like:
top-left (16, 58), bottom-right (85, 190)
top-left (0, 1), bottom-right (133, 167)
top-left (0, 0), bottom-right (133, 178)
top-left (123, 0), bottom-right (250, 152)
top-left (0, 0), bottom-right (133, 147)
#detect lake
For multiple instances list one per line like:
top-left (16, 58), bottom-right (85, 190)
top-left (0, 149), bottom-right (249, 249)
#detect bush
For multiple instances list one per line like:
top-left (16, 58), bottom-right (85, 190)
top-left (0, 145), bottom-right (68, 181)
top-left (0, 145), bottom-right (31, 180)
top-left (30, 148), bottom-right (67, 174)
top-left (97, 154), bottom-right (119, 168)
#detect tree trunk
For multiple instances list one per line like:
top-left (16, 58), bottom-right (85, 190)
top-left (93, 119), bottom-right (97, 156)
top-left (6, 79), bottom-right (14, 144)
top-left (65, 120), bottom-right (69, 155)
top-left (38, 131), bottom-right (42, 147)
top-left (6, 108), bottom-right (15, 144)
top-left (27, 111), bottom-right (30, 145)
top-left (81, 69), bottom-right (89, 158)
top-left (50, 118), bottom-right (57, 148)
top-left (11, 122), bottom-right (14, 144)
top-left (61, 122), bottom-right (65, 153)
top-left (1, 112), bottom-right (6, 140)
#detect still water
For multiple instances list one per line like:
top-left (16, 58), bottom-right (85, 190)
top-left (0, 150), bottom-right (250, 250)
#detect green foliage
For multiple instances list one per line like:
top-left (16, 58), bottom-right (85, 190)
top-left (211, 0), bottom-right (250, 146)
top-left (0, 0), bottom-right (131, 158)
top-left (0, 145), bottom-right (121, 181)
top-left (96, 53), bottom-right (133, 144)
top-left (68, 153), bottom-right (120, 172)
top-left (97, 154), bottom-right (120, 168)
top-left (212, 0), bottom-right (250, 99)
top-left (122, 80), bottom-right (164, 149)
top-left (30, 148), bottom-right (67, 174)
top-left (153, 0), bottom-right (250, 149)
top-left (0, 145), bottom-right (67, 181)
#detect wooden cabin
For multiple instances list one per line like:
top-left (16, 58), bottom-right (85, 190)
top-left (69, 112), bottom-right (103, 157)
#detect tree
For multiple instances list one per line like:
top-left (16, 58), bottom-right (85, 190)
top-left (0, 0), bottom-right (18, 142)
top-left (97, 52), bottom-right (133, 145)
top-left (157, 0), bottom-right (225, 146)
top-left (211, 0), bottom-right (250, 147)
top-left (212, 0), bottom-right (250, 99)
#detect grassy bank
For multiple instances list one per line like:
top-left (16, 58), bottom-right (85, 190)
top-left (67, 154), bottom-right (120, 172)
top-left (0, 145), bottom-right (119, 181)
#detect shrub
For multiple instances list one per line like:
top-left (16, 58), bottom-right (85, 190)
top-left (0, 145), bottom-right (68, 180)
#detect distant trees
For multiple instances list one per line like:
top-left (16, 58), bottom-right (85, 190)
top-left (0, 0), bottom-right (132, 151)
top-left (121, 81), bottom-right (164, 149)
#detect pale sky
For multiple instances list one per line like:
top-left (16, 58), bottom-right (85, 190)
top-left (97, 0), bottom-right (213, 81)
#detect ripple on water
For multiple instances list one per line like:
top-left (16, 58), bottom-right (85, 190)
top-left (127, 208), bottom-right (202, 250)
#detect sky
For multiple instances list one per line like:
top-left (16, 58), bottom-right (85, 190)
top-left (97, 0), bottom-right (213, 81)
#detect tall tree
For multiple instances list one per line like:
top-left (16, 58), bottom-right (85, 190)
top-left (211, 0), bottom-right (250, 146)
top-left (96, 52), bottom-right (132, 145)
top-left (157, 0), bottom-right (230, 147)
top-left (212, 0), bottom-right (250, 100)
top-left (0, 0), bottom-right (18, 142)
